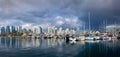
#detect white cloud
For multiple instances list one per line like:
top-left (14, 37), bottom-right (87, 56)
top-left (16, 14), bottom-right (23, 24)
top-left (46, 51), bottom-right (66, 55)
top-left (56, 20), bottom-right (64, 26)
top-left (21, 23), bottom-right (34, 29)
top-left (54, 16), bottom-right (83, 27)
top-left (55, 16), bottom-right (64, 20)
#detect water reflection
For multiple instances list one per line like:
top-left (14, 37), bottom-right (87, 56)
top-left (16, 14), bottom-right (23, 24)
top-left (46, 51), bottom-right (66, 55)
top-left (0, 37), bottom-right (120, 57)
top-left (0, 37), bottom-right (120, 49)
top-left (0, 37), bottom-right (65, 48)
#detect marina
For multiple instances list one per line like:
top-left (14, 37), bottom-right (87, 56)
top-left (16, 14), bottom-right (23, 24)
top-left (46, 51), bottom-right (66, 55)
top-left (0, 0), bottom-right (120, 57)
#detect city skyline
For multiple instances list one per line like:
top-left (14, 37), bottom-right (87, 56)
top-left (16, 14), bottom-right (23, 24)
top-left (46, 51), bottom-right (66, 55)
top-left (0, 25), bottom-right (80, 34)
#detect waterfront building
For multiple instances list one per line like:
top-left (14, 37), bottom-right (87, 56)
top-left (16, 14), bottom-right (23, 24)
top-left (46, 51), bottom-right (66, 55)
top-left (17, 26), bottom-right (23, 34)
top-left (54, 28), bottom-right (57, 35)
top-left (57, 27), bottom-right (63, 35)
top-left (106, 25), bottom-right (120, 36)
top-left (11, 26), bottom-right (16, 34)
top-left (27, 29), bottom-right (33, 34)
top-left (51, 26), bottom-right (57, 35)
top-left (1, 27), bottom-right (6, 34)
top-left (6, 26), bottom-right (11, 34)
top-left (47, 26), bottom-right (56, 35)
top-left (22, 28), bottom-right (28, 34)
top-left (48, 26), bottom-right (52, 34)
top-left (33, 28), bottom-right (36, 33)
top-left (34, 26), bottom-right (42, 34)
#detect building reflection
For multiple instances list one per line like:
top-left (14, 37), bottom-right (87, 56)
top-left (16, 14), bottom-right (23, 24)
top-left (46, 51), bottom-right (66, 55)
top-left (0, 37), bottom-right (65, 48)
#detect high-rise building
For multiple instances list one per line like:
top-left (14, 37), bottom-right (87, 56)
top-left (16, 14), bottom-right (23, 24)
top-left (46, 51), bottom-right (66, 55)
top-left (27, 29), bottom-right (33, 34)
top-left (6, 26), bottom-right (11, 34)
top-left (48, 26), bottom-right (51, 34)
top-left (48, 26), bottom-right (52, 34)
top-left (57, 27), bottom-right (63, 35)
top-left (39, 26), bottom-right (42, 34)
top-left (54, 28), bottom-right (57, 35)
top-left (22, 28), bottom-right (28, 34)
top-left (34, 26), bottom-right (42, 34)
top-left (47, 26), bottom-right (57, 35)
top-left (51, 26), bottom-right (56, 35)
top-left (17, 26), bottom-right (23, 34)
top-left (1, 27), bottom-right (6, 34)
top-left (11, 26), bottom-right (16, 34)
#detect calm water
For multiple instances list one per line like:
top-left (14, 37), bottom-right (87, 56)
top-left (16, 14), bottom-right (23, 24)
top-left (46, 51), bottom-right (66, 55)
top-left (0, 37), bottom-right (120, 57)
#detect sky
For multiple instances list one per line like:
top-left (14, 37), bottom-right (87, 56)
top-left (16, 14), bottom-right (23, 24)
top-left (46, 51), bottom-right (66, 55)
top-left (0, 0), bottom-right (120, 30)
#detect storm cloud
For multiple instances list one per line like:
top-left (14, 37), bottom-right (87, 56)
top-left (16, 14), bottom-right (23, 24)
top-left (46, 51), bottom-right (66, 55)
top-left (0, 0), bottom-right (120, 30)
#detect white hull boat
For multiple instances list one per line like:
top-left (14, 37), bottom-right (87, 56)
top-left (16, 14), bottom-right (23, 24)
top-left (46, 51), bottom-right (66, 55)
top-left (85, 36), bottom-right (95, 40)
top-left (76, 36), bottom-right (85, 41)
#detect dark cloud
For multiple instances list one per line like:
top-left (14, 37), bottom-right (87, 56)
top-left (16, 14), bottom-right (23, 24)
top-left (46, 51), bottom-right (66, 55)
top-left (0, 0), bottom-right (120, 30)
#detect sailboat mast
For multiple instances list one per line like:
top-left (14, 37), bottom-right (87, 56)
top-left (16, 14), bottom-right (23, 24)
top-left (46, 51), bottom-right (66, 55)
top-left (88, 12), bottom-right (91, 31)
top-left (114, 20), bottom-right (116, 36)
top-left (105, 19), bottom-right (107, 32)
top-left (84, 23), bottom-right (85, 33)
